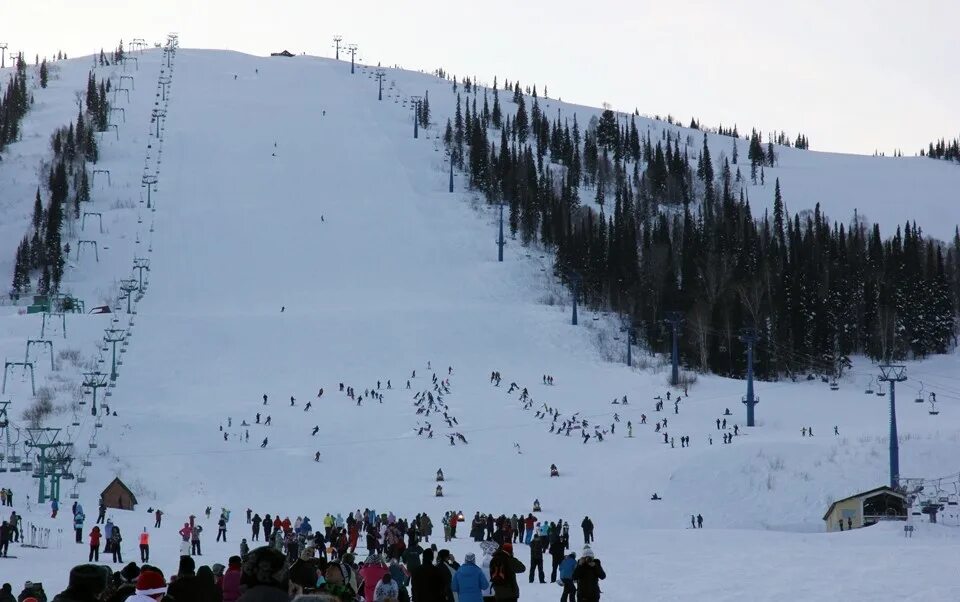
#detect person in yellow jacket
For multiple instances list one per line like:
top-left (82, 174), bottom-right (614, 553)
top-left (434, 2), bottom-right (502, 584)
top-left (139, 527), bottom-right (150, 563)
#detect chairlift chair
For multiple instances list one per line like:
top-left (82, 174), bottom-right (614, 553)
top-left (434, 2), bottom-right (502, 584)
top-left (915, 382), bottom-right (925, 403)
top-left (89, 443), bottom-right (98, 449)
top-left (82, 460), bottom-right (92, 467)
top-left (77, 476), bottom-right (87, 483)
top-left (876, 386), bottom-right (886, 397)
top-left (830, 381), bottom-right (839, 391)
top-left (69, 493), bottom-right (80, 500)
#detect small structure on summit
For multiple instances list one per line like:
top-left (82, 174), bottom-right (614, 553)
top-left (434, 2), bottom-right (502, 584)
top-left (822, 486), bottom-right (906, 532)
top-left (101, 477), bottom-right (138, 511)
top-left (270, 50), bottom-right (295, 57)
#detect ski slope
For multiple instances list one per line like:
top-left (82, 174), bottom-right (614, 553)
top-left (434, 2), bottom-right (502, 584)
top-left (1, 48), bottom-right (960, 599)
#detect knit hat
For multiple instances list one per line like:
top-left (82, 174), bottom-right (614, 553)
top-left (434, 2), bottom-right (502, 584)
top-left (68, 565), bottom-right (108, 595)
top-left (135, 570), bottom-right (167, 597)
top-left (464, 553), bottom-right (476, 564)
top-left (582, 545), bottom-right (594, 558)
top-left (502, 542), bottom-right (513, 554)
top-left (120, 562), bottom-right (141, 583)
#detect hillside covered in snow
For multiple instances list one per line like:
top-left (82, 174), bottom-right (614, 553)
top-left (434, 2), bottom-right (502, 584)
top-left (0, 44), bottom-right (959, 598)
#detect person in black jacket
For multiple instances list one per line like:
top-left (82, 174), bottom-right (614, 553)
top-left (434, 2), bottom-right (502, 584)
top-left (251, 514), bottom-right (261, 541)
top-left (0, 583), bottom-right (15, 602)
top-left (548, 537), bottom-right (565, 582)
top-left (488, 543), bottom-right (525, 601)
top-left (580, 517), bottom-right (594, 544)
top-left (527, 535), bottom-right (545, 583)
top-left (52, 565), bottom-right (104, 602)
top-left (411, 548), bottom-right (448, 602)
top-left (167, 556), bottom-right (206, 602)
top-left (572, 547), bottom-right (606, 602)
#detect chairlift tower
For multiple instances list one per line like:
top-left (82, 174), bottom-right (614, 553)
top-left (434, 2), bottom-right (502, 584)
top-left (664, 312), bottom-right (684, 387)
top-left (878, 364), bottom-right (907, 489)
top-left (120, 279), bottom-right (139, 313)
top-left (375, 69), bottom-right (386, 101)
top-left (332, 36), bottom-right (343, 60)
top-left (41, 311), bottom-right (67, 338)
top-left (47, 443), bottom-right (74, 502)
top-left (103, 329), bottom-right (126, 381)
top-left (411, 96), bottom-right (422, 139)
top-left (739, 328), bottom-right (758, 426)
top-left (2, 361), bottom-right (35, 395)
top-left (82, 372), bottom-right (108, 416)
top-left (133, 257), bottom-right (151, 290)
top-left (347, 44), bottom-right (358, 74)
top-left (24, 427), bottom-right (63, 503)
top-left (158, 76), bottom-right (171, 102)
top-left (0, 44), bottom-right (7, 68)
top-left (142, 175), bottom-right (158, 209)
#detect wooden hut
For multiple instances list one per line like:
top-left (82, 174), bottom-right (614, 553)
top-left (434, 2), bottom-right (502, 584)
top-left (101, 477), bottom-right (138, 510)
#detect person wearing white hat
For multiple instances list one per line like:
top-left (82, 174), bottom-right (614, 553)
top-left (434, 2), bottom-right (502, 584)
top-left (573, 546), bottom-right (606, 601)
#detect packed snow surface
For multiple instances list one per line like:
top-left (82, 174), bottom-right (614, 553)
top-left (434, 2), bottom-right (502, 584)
top-left (0, 48), bottom-right (959, 599)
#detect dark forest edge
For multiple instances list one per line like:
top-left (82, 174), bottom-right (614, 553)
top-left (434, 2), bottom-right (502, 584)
top-left (433, 76), bottom-right (958, 380)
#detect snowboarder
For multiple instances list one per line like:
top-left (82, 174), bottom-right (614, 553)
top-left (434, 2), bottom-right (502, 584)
top-left (314, 452), bottom-right (321, 462)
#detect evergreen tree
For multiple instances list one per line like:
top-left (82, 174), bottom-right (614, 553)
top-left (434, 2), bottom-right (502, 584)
top-left (515, 95), bottom-right (529, 144)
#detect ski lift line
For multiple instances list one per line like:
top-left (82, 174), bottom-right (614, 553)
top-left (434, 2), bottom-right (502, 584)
top-left (94, 404), bottom-right (641, 461)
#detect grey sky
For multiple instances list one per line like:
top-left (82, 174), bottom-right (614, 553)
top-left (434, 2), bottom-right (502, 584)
top-left (5, 0), bottom-right (957, 154)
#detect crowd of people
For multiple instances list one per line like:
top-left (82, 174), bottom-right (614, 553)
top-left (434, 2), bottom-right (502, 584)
top-left (13, 506), bottom-right (607, 602)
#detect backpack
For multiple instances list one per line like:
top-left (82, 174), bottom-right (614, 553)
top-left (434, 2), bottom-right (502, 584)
top-left (489, 556), bottom-right (509, 586)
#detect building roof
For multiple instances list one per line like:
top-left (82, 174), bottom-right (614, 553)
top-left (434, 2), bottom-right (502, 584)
top-left (101, 477), bottom-right (138, 504)
top-left (822, 485), bottom-right (906, 520)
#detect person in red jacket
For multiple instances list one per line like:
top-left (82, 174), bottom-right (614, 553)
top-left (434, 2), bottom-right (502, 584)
top-left (220, 555), bottom-right (242, 602)
top-left (89, 526), bottom-right (102, 561)
top-left (348, 524), bottom-right (359, 553)
top-left (449, 513), bottom-right (459, 538)
top-left (281, 517), bottom-right (292, 534)
top-left (273, 516), bottom-right (282, 533)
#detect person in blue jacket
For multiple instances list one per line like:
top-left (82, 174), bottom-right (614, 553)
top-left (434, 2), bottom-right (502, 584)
top-left (298, 516), bottom-right (313, 536)
top-left (451, 552), bottom-right (490, 602)
top-left (558, 552), bottom-right (577, 602)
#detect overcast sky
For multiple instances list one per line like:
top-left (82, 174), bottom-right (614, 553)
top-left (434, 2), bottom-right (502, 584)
top-left (5, 0), bottom-right (957, 154)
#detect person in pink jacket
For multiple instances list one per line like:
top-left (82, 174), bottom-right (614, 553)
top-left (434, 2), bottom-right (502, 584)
top-left (359, 554), bottom-right (389, 602)
top-left (221, 555), bottom-right (243, 602)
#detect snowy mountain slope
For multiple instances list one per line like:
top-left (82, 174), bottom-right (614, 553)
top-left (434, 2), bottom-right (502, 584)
top-left (377, 65), bottom-right (960, 241)
top-left (1, 49), bottom-right (959, 598)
